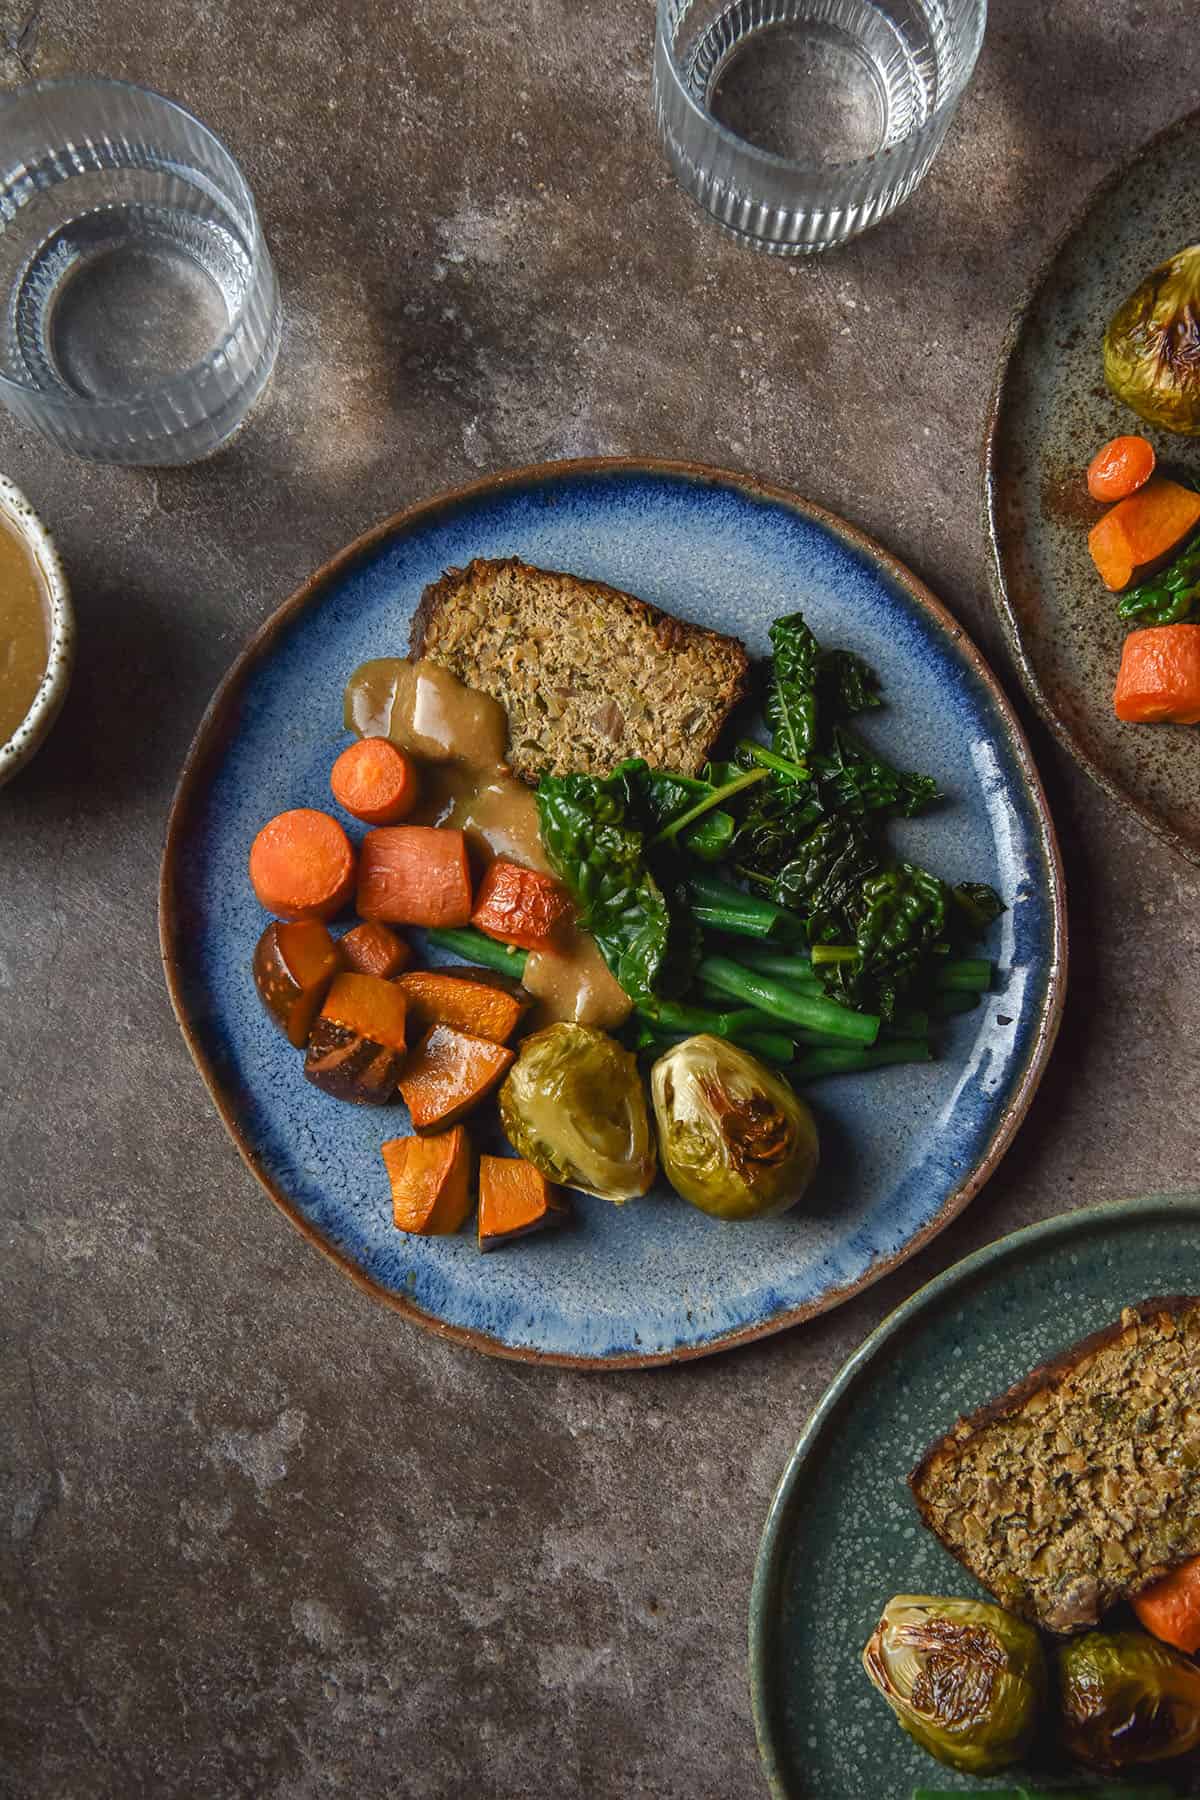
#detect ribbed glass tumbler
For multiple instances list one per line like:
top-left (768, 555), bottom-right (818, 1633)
top-left (653, 0), bottom-right (986, 254)
top-left (0, 79), bottom-right (280, 463)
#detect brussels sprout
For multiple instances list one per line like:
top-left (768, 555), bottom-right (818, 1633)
top-left (1105, 244), bottom-right (1200, 434)
top-left (649, 1035), bottom-right (818, 1220)
top-left (862, 1595), bottom-right (1046, 1775)
top-left (1055, 1628), bottom-right (1200, 1770)
top-left (498, 1022), bottom-right (656, 1203)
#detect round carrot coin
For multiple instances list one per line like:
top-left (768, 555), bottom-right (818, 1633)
top-left (248, 807), bottom-right (356, 919)
top-left (1087, 434), bottom-right (1156, 503)
top-left (330, 738), bottom-right (419, 825)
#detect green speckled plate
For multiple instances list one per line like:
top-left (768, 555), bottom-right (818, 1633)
top-left (749, 1194), bottom-right (1200, 1798)
top-left (986, 108), bottom-right (1200, 865)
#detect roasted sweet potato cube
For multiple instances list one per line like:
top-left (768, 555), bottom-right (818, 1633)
top-left (253, 917), bottom-right (343, 1048)
top-left (383, 1127), bottom-right (472, 1235)
top-left (339, 921), bottom-right (412, 979)
top-left (397, 1024), bottom-right (514, 1131)
top-left (395, 966), bottom-right (530, 1044)
top-left (304, 1019), bottom-right (406, 1104)
top-left (478, 1155), bottom-right (565, 1251)
top-left (318, 972), bottom-right (408, 1051)
top-left (303, 972), bottom-right (410, 1104)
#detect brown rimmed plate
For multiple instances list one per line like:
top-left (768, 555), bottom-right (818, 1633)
top-left (161, 457), bottom-right (1065, 1367)
top-left (986, 107), bottom-right (1200, 864)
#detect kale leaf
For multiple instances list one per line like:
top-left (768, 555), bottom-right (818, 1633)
top-left (811, 726), bottom-right (939, 820)
top-left (628, 765), bottom-right (735, 863)
top-left (952, 881), bottom-right (1006, 933)
top-left (818, 648), bottom-right (882, 717)
top-left (765, 612), bottom-right (821, 763)
top-left (536, 762), bottom-right (699, 1001)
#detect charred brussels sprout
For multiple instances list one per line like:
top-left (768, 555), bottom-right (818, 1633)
top-left (862, 1595), bottom-right (1045, 1775)
top-left (1056, 1628), bottom-right (1200, 1770)
top-left (649, 1035), bottom-right (818, 1220)
top-left (1105, 244), bottom-right (1200, 434)
top-left (498, 1022), bottom-right (656, 1203)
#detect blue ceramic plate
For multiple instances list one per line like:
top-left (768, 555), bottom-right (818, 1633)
top-left (749, 1193), bottom-right (1200, 1798)
top-left (160, 459), bottom-right (1065, 1367)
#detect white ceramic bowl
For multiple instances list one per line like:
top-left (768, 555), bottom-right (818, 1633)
top-left (0, 474), bottom-right (72, 788)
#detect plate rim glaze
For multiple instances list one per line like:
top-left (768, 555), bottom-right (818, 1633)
top-left (159, 455), bottom-right (1067, 1369)
top-left (748, 1189), bottom-right (1200, 1797)
top-left (984, 105), bottom-right (1200, 868)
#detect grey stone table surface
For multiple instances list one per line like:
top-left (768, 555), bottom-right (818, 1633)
top-left (4, 3), bottom-right (1200, 1795)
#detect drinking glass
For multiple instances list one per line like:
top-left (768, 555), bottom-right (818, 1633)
top-left (653, 0), bottom-right (987, 254)
top-left (0, 78), bottom-right (281, 463)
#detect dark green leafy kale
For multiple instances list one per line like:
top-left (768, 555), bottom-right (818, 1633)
top-left (769, 818), bottom-right (880, 939)
top-left (536, 762), bottom-right (699, 1001)
top-left (723, 611), bottom-right (1000, 1018)
top-left (628, 766), bottom-right (735, 863)
top-left (952, 881), bottom-right (1006, 933)
top-left (824, 864), bottom-right (949, 1017)
top-left (1117, 526), bottom-right (1200, 626)
top-left (818, 649), bottom-right (882, 717)
top-left (765, 612), bottom-right (821, 762)
top-left (811, 726), bottom-right (939, 820)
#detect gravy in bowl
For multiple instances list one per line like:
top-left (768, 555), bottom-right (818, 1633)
top-left (0, 512), bottom-right (49, 746)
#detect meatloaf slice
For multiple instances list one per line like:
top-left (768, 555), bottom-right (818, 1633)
top-left (910, 1297), bottom-right (1200, 1634)
top-left (410, 558), bottom-right (749, 782)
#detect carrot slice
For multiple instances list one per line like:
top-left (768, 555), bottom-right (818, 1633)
top-left (249, 808), bottom-right (356, 920)
top-left (357, 826), bottom-right (473, 928)
top-left (330, 738), bottom-right (419, 825)
top-left (1087, 434), bottom-right (1156, 503)
top-left (1113, 623), bottom-right (1200, 723)
top-left (383, 1128), bottom-right (473, 1235)
top-left (339, 921), bottom-right (411, 979)
top-left (1133, 1556), bottom-right (1200, 1654)
top-left (470, 859), bottom-right (574, 950)
top-left (1088, 476), bottom-right (1200, 591)
top-left (397, 1024), bottom-right (514, 1131)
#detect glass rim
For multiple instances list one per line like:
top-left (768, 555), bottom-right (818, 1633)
top-left (654, 0), bottom-right (988, 179)
top-left (0, 74), bottom-right (275, 418)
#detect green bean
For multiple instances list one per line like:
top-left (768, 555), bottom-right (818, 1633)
top-left (698, 956), bottom-right (878, 1044)
top-left (424, 927), bottom-right (529, 978)
top-left (792, 1040), bottom-right (931, 1081)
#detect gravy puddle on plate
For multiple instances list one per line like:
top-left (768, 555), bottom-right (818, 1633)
top-left (343, 655), bottom-right (630, 1030)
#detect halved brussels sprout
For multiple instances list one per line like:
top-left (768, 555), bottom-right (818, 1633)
top-left (498, 1022), bottom-right (656, 1203)
top-left (1105, 244), bottom-right (1200, 434)
top-left (862, 1595), bottom-right (1045, 1775)
top-left (650, 1035), bottom-right (818, 1220)
top-left (1056, 1628), bottom-right (1200, 1770)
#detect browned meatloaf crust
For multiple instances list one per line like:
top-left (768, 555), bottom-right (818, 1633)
top-left (410, 557), bottom-right (750, 782)
top-left (910, 1297), bottom-right (1200, 1634)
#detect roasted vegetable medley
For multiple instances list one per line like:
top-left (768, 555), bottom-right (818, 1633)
top-left (245, 600), bottom-right (1004, 1251)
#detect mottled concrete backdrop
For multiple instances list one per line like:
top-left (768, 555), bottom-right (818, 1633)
top-left (3, 3), bottom-right (1200, 1796)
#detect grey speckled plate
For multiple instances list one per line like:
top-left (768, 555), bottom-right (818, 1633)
top-left (749, 1193), bottom-right (1200, 1798)
top-left (986, 108), bottom-right (1200, 865)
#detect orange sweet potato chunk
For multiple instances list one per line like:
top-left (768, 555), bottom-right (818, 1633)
top-left (478, 1155), bottom-right (565, 1250)
top-left (318, 972), bottom-right (408, 1053)
top-left (397, 1024), bottom-right (514, 1131)
top-left (395, 967), bottom-right (530, 1045)
top-left (383, 1127), bottom-right (472, 1235)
